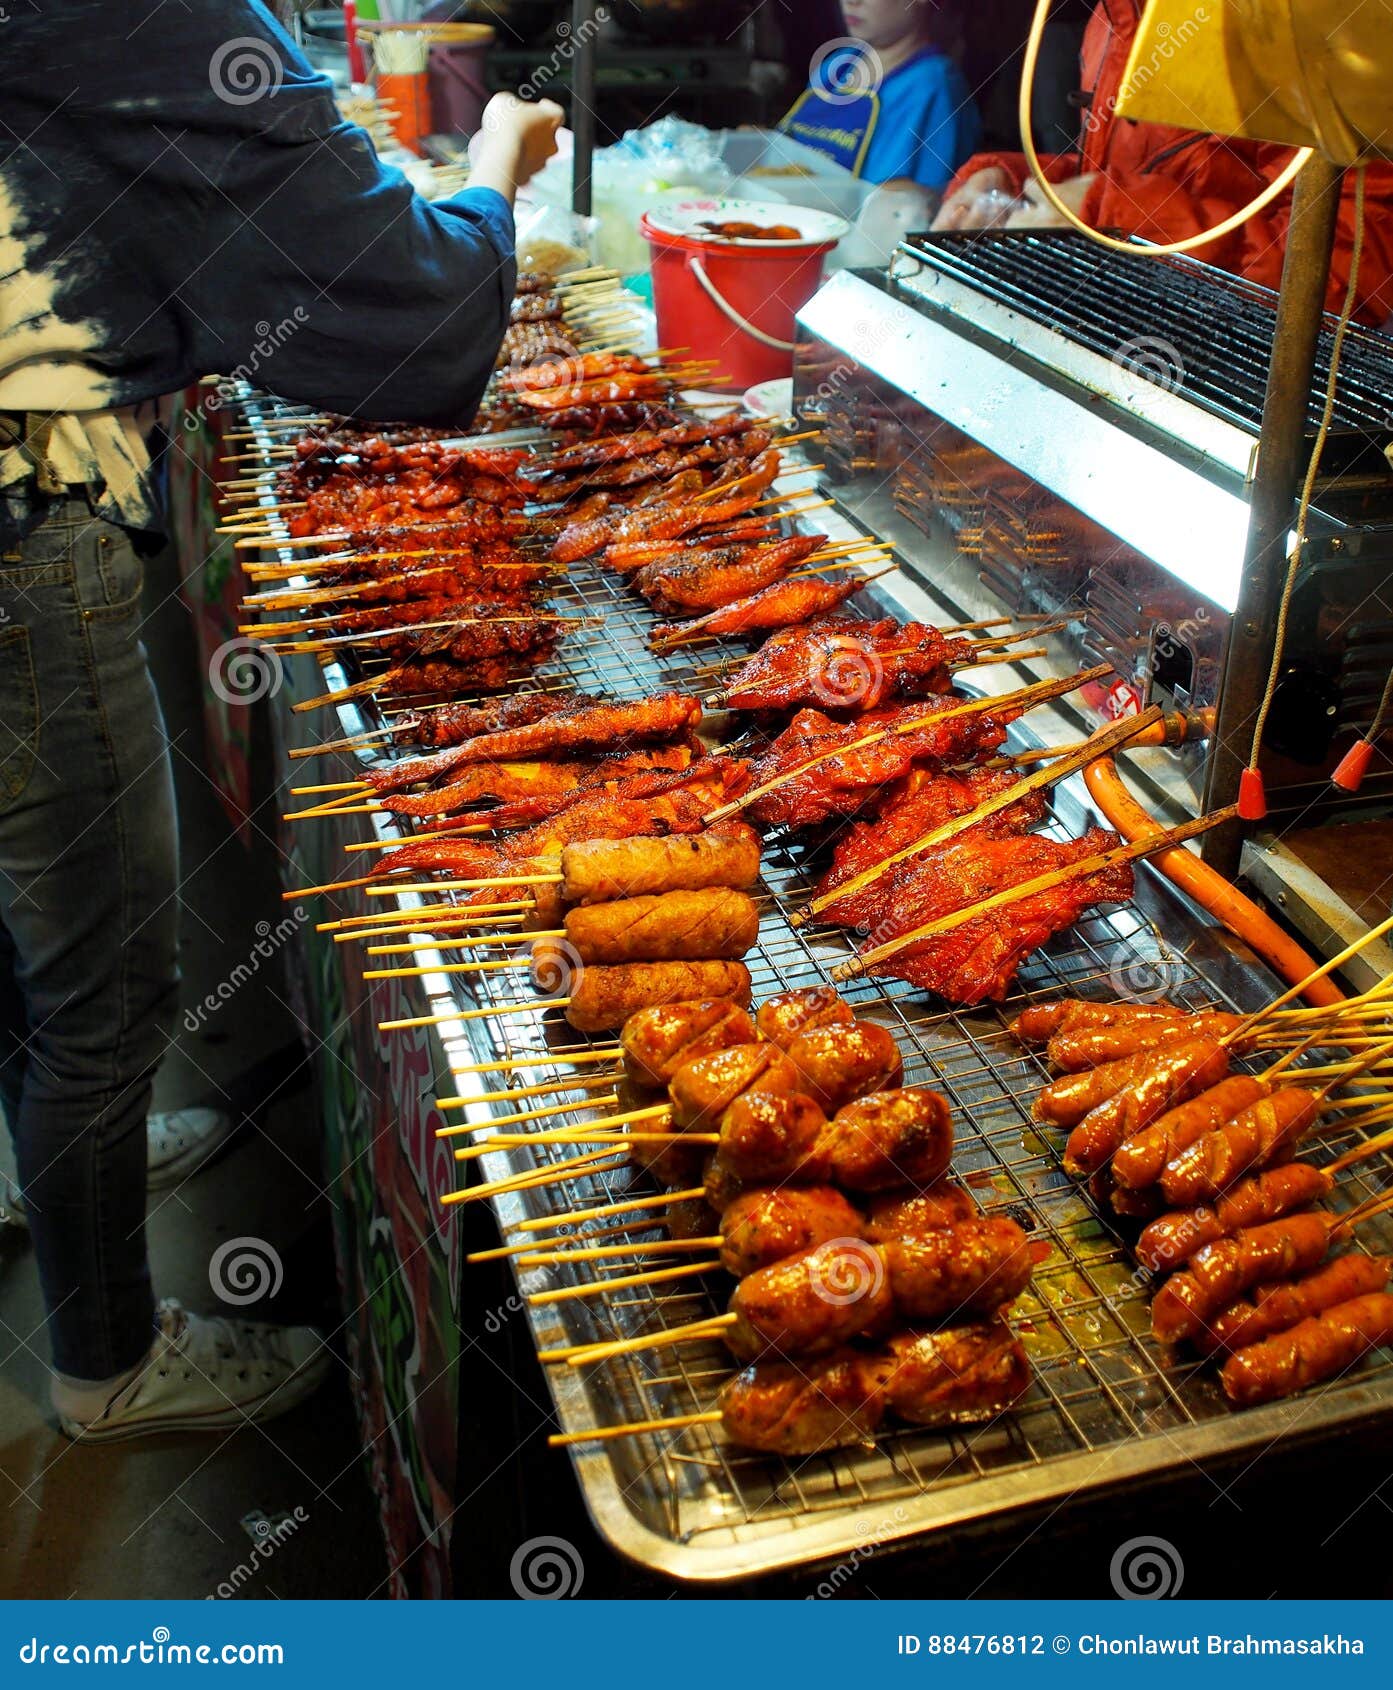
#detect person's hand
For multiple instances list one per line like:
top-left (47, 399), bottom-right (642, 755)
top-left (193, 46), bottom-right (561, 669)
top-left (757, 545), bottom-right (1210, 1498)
top-left (470, 95), bottom-right (564, 202)
top-left (1004, 172), bottom-right (1097, 229)
top-left (931, 167), bottom-right (1011, 231)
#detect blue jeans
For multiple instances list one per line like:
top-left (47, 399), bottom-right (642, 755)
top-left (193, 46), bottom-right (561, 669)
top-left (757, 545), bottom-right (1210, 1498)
top-left (0, 494), bottom-right (179, 1380)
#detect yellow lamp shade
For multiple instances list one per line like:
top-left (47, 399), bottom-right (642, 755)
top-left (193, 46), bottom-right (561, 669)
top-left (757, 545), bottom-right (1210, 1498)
top-left (1115, 0), bottom-right (1393, 164)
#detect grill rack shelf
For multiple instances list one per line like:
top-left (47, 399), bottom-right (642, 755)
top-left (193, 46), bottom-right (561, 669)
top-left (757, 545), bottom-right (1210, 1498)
top-left (237, 394), bottom-right (1393, 1583)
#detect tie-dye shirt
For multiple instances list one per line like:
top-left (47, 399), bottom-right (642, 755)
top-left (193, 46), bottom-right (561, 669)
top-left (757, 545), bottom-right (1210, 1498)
top-left (0, 0), bottom-right (515, 530)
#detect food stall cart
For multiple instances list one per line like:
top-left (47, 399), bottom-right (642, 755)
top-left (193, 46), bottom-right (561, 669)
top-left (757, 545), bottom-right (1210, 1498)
top-left (219, 221), bottom-right (1393, 1583)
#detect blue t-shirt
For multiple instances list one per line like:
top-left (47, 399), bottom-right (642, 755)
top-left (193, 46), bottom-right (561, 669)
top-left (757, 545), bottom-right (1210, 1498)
top-left (862, 45), bottom-right (982, 192)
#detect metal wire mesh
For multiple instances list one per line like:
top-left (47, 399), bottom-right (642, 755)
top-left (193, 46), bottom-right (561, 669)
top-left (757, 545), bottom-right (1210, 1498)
top-left (898, 230), bottom-right (1393, 437)
top-left (243, 396), bottom-right (1393, 1569)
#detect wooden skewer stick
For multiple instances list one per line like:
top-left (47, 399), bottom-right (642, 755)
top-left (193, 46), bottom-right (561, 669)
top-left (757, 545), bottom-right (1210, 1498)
top-left (379, 996), bottom-right (570, 1032)
top-left (467, 1214), bottom-right (680, 1265)
top-left (451, 1104), bottom-right (675, 1154)
top-left (549, 1411), bottom-right (722, 1447)
top-left (436, 1065), bottom-right (622, 1114)
top-left (363, 923), bottom-right (542, 955)
top-left (512, 1186), bottom-right (703, 1235)
top-left (324, 902), bottom-right (531, 938)
top-left (547, 1312), bottom-right (738, 1367)
top-left (527, 1260), bottom-right (722, 1305)
top-left (454, 1094), bottom-right (621, 1135)
top-left (364, 956), bottom-right (535, 981)
top-left (516, 1234), bottom-right (722, 1266)
top-left (794, 705), bottom-right (1165, 926)
top-left (442, 1147), bottom-right (629, 1206)
top-left (447, 1046), bottom-right (623, 1079)
top-left (705, 663), bottom-right (1113, 826)
top-left (834, 805), bottom-right (1237, 980)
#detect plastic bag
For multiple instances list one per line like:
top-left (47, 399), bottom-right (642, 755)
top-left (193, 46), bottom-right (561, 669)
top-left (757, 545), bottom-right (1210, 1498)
top-left (513, 201), bottom-right (598, 276)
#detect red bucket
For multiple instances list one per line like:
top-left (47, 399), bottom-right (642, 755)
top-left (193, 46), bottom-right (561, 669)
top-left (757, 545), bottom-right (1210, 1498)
top-left (640, 199), bottom-right (847, 389)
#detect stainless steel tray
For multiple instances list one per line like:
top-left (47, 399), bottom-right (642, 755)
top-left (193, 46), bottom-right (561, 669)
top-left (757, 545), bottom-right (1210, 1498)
top-left (235, 395), bottom-right (1393, 1583)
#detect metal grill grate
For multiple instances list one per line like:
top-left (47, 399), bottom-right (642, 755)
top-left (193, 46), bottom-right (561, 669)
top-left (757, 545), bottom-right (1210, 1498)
top-left (243, 396), bottom-right (1393, 1577)
top-left (897, 230), bottom-right (1393, 437)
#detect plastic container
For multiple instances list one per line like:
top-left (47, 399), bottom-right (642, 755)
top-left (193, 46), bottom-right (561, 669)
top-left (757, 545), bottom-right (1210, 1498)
top-left (427, 26), bottom-right (493, 136)
top-left (639, 198), bottom-right (846, 387)
top-left (377, 70), bottom-right (430, 154)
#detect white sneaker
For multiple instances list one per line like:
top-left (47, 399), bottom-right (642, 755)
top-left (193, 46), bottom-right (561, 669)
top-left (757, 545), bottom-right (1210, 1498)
top-left (146, 1107), bottom-right (235, 1191)
top-left (1, 1109), bottom-right (234, 1222)
top-left (58, 1300), bottom-right (331, 1442)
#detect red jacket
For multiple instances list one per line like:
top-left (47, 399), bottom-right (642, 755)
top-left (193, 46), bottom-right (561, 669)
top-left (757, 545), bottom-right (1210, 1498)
top-left (945, 0), bottom-right (1393, 323)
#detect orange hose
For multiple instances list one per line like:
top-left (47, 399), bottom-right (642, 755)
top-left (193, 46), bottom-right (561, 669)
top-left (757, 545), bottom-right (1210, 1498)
top-left (1084, 754), bottom-right (1344, 1007)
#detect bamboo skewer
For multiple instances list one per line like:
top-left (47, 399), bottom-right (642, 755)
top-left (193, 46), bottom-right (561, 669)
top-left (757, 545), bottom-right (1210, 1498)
top-left (705, 664), bottom-right (1112, 826)
top-left (544, 1313), bottom-right (737, 1367)
top-left (442, 1147), bottom-right (629, 1206)
top-left (793, 705), bottom-right (1165, 926)
top-left (512, 1186), bottom-right (703, 1235)
top-left (833, 805), bottom-right (1238, 981)
top-left (527, 1260), bottom-right (721, 1305)
top-left (379, 997), bottom-right (570, 1032)
top-left (549, 1411), bottom-right (722, 1447)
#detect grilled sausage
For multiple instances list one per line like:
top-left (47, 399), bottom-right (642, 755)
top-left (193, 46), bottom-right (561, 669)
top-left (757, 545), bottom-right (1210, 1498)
top-left (1011, 999), bottom-right (1187, 1046)
top-left (667, 1194), bottom-right (721, 1240)
top-left (1221, 1292), bottom-right (1393, 1405)
top-left (719, 1187), bottom-right (865, 1277)
top-left (1200, 1252), bottom-right (1393, 1356)
top-left (1037, 1033), bottom-right (1223, 1128)
top-left (1046, 1012), bottom-right (1247, 1071)
top-left (1158, 1087), bottom-right (1322, 1206)
top-left (882, 1218), bottom-right (1033, 1321)
top-left (715, 1091), bottom-right (831, 1183)
top-left (703, 1150), bottom-right (747, 1213)
top-left (560, 828), bottom-right (761, 904)
top-left (565, 960), bottom-right (751, 1031)
top-left (1111, 1076), bottom-right (1271, 1191)
top-left (1151, 1212), bottom-right (1334, 1344)
top-left (785, 1021), bottom-right (904, 1114)
top-left (546, 887), bottom-right (759, 965)
top-left (864, 1182), bottom-right (978, 1242)
top-left (669, 1044), bottom-right (801, 1130)
top-left (875, 1321), bottom-right (1032, 1426)
top-left (815, 1087), bottom-right (953, 1193)
top-left (755, 987), bottom-right (854, 1048)
top-left (1136, 1162), bottom-right (1335, 1273)
top-left (718, 1350), bottom-right (885, 1453)
top-left (621, 999), bottom-right (758, 1090)
top-left (727, 1239), bottom-right (898, 1361)
top-left (1063, 1037), bottom-right (1232, 1175)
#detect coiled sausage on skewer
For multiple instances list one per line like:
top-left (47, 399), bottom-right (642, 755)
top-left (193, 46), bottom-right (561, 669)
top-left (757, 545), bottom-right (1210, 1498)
top-left (532, 887), bottom-right (759, 969)
top-left (1010, 999), bottom-right (1188, 1046)
top-left (1221, 1292), bottom-right (1393, 1405)
top-left (565, 961), bottom-right (751, 1031)
top-left (1045, 1013), bottom-right (1248, 1072)
top-left (1136, 1162), bottom-right (1335, 1273)
top-left (1151, 1212), bottom-right (1337, 1344)
top-left (1158, 1088), bottom-right (1323, 1206)
top-left (1111, 1076), bottom-right (1272, 1192)
top-left (1199, 1252), bottom-right (1392, 1356)
top-left (711, 1086), bottom-right (954, 1192)
top-left (1062, 1038), bottom-right (1233, 1176)
top-left (620, 1000), bottom-right (758, 1090)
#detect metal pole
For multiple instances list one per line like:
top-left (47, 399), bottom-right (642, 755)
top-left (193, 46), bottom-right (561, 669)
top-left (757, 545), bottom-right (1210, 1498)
top-left (570, 0), bottom-right (597, 218)
top-left (1201, 155), bottom-right (1345, 878)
